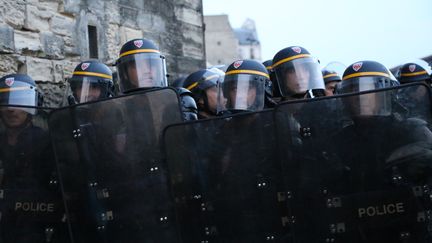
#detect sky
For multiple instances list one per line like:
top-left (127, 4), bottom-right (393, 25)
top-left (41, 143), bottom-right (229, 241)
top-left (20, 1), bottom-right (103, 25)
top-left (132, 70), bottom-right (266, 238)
top-left (203, 0), bottom-right (432, 69)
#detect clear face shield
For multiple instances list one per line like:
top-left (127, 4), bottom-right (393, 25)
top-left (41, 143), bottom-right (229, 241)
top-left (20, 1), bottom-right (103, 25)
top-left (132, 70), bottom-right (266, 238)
top-left (68, 77), bottom-right (111, 104)
top-left (217, 74), bottom-right (264, 113)
top-left (0, 81), bottom-right (38, 115)
top-left (117, 53), bottom-right (167, 93)
top-left (338, 76), bottom-right (393, 117)
top-left (274, 57), bottom-right (325, 97)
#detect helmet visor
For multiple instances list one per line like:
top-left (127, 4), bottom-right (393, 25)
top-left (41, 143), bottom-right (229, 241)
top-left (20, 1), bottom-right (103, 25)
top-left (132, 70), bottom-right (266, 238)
top-left (338, 77), bottom-right (393, 117)
top-left (337, 76), bottom-right (393, 94)
top-left (69, 76), bottom-right (112, 104)
top-left (0, 81), bottom-right (38, 114)
top-left (274, 57), bottom-right (324, 97)
top-left (117, 53), bottom-right (167, 92)
top-left (218, 74), bottom-right (264, 113)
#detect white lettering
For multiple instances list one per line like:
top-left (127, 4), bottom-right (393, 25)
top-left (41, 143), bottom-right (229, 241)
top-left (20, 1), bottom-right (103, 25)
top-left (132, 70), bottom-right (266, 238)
top-left (14, 202), bottom-right (55, 213)
top-left (358, 203), bottom-right (405, 218)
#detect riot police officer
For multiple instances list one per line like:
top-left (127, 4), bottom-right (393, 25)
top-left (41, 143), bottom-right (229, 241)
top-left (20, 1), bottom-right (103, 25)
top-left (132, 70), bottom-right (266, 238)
top-left (262, 60), bottom-right (279, 107)
top-left (217, 59), bottom-right (269, 115)
top-left (0, 74), bottom-right (69, 242)
top-left (322, 69), bottom-right (342, 96)
top-left (182, 68), bottom-right (224, 119)
top-left (272, 46), bottom-right (325, 101)
top-left (398, 61), bottom-right (432, 85)
top-left (116, 38), bottom-right (197, 120)
top-left (67, 60), bottom-right (114, 104)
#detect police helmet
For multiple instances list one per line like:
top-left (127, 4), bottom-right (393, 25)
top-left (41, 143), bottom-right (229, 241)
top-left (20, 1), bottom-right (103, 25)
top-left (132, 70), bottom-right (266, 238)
top-left (68, 60), bottom-right (113, 104)
top-left (272, 46), bottom-right (325, 99)
top-left (0, 74), bottom-right (43, 115)
top-left (116, 38), bottom-right (167, 93)
top-left (217, 59), bottom-right (268, 114)
top-left (398, 62), bottom-right (432, 84)
top-left (338, 60), bottom-right (399, 117)
top-left (322, 69), bottom-right (342, 84)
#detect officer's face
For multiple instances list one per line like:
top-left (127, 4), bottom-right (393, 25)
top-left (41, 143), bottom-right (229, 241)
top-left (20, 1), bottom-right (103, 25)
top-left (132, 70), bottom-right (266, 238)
top-left (204, 86), bottom-right (223, 113)
top-left (74, 85), bottom-right (102, 103)
top-left (127, 59), bottom-right (156, 88)
top-left (229, 84), bottom-right (256, 109)
top-left (325, 81), bottom-right (338, 96)
top-left (284, 65), bottom-right (310, 94)
top-left (0, 108), bottom-right (29, 128)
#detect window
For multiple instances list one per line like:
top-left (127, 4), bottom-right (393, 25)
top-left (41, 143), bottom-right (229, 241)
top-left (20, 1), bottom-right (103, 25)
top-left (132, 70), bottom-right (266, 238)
top-left (88, 25), bottom-right (98, 58)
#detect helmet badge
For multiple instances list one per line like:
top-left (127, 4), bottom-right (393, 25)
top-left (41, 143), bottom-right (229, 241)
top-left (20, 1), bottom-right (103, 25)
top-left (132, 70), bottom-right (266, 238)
top-left (353, 62), bottom-right (363, 72)
top-left (81, 63), bottom-right (90, 70)
top-left (233, 60), bottom-right (243, 69)
top-left (5, 77), bottom-right (14, 86)
top-left (292, 47), bottom-right (302, 54)
top-left (408, 64), bottom-right (416, 72)
top-left (134, 40), bottom-right (143, 48)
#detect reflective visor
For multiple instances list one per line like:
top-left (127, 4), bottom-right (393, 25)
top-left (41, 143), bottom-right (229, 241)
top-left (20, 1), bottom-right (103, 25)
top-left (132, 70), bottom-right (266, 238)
top-left (69, 77), bottom-right (107, 104)
top-left (117, 53), bottom-right (167, 93)
top-left (344, 90), bottom-right (392, 117)
top-left (337, 76), bottom-right (392, 94)
top-left (218, 74), bottom-right (264, 113)
top-left (0, 81), bottom-right (37, 107)
top-left (274, 57), bottom-right (324, 97)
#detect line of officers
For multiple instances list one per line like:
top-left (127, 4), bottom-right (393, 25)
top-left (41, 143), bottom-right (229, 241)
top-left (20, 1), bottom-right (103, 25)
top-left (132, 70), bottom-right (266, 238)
top-left (1, 37), bottom-right (431, 119)
top-left (0, 38), bottom-right (431, 242)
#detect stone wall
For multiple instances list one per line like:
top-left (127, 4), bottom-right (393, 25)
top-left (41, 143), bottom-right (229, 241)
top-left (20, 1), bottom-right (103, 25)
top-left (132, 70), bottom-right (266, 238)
top-left (0, 0), bottom-right (206, 107)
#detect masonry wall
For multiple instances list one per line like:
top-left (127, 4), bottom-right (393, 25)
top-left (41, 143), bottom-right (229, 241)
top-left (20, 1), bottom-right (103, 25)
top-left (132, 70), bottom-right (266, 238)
top-left (0, 0), bottom-right (206, 107)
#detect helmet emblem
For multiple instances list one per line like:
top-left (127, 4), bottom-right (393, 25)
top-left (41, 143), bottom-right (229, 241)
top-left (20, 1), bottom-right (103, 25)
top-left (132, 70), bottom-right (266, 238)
top-left (134, 40), bottom-right (143, 48)
top-left (408, 64), bottom-right (416, 72)
top-left (81, 63), bottom-right (90, 70)
top-left (352, 62), bottom-right (363, 72)
top-left (292, 47), bottom-right (302, 54)
top-left (233, 60), bottom-right (243, 69)
top-left (5, 77), bottom-right (14, 86)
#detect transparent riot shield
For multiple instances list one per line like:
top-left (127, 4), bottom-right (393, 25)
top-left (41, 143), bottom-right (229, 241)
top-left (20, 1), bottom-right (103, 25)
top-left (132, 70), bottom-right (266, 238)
top-left (163, 110), bottom-right (287, 242)
top-left (274, 83), bottom-right (432, 243)
top-left (49, 88), bottom-right (183, 242)
top-left (0, 105), bottom-right (70, 242)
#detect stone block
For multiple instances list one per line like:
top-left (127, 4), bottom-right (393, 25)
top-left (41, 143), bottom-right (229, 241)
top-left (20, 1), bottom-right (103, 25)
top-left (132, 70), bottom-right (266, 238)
top-left (14, 30), bottom-right (42, 54)
top-left (41, 32), bottom-right (65, 59)
top-left (175, 6), bottom-right (202, 27)
top-left (0, 54), bottom-right (18, 75)
top-left (50, 14), bottom-right (75, 36)
top-left (0, 0), bottom-right (25, 29)
top-left (19, 56), bottom-right (53, 82)
top-left (119, 26), bottom-right (142, 45)
top-left (24, 4), bottom-right (53, 32)
top-left (0, 24), bottom-right (15, 53)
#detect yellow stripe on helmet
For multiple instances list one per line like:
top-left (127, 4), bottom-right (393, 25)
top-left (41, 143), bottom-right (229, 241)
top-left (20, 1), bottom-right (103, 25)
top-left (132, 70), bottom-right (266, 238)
top-left (0, 86), bottom-right (32, 93)
top-left (73, 71), bottom-right (112, 79)
top-left (185, 74), bottom-right (220, 91)
top-left (225, 69), bottom-right (270, 79)
top-left (323, 73), bottom-right (339, 79)
top-left (400, 70), bottom-right (428, 77)
top-left (119, 49), bottom-right (160, 58)
top-left (272, 54), bottom-right (311, 69)
top-left (343, 71), bottom-right (390, 80)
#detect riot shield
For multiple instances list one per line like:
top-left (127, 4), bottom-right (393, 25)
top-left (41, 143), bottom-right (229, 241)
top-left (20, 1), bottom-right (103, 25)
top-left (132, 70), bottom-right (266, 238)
top-left (274, 83), bottom-right (432, 243)
top-left (49, 88), bottom-right (183, 242)
top-left (163, 110), bottom-right (287, 242)
top-left (0, 105), bottom-right (70, 242)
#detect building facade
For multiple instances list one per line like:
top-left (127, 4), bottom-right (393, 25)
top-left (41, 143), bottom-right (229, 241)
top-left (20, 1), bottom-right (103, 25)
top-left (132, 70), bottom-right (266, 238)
top-left (0, 0), bottom-right (206, 106)
top-left (203, 15), bottom-right (240, 67)
top-left (204, 15), bottom-right (261, 67)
